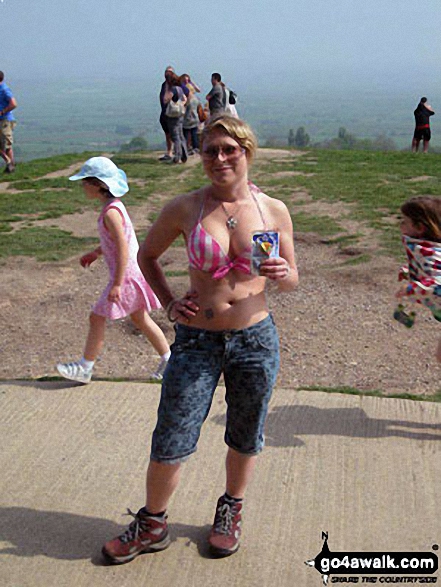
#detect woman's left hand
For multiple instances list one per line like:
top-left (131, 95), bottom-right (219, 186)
top-left (258, 256), bottom-right (291, 281)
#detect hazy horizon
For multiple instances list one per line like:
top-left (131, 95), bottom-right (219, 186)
top-left (2, 0), bottom-right (440, 87)
top-left (9, 75), bottom-right (441, 162)
top-left (2, 0), bottom-right (440, 160)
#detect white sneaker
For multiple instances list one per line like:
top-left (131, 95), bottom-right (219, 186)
top-left (57, 361), bottom-right (92, 384)
top-left (150, 358), bottom-right (169, 381)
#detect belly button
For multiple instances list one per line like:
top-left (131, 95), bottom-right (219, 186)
top-left (227, 300), bottom-right (234, 306)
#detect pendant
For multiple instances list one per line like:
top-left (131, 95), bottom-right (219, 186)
top-left (226, 216), bottom-right (238, 230)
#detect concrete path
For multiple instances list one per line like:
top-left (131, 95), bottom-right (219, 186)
top-left (0, 380), bottom-right (440, 587)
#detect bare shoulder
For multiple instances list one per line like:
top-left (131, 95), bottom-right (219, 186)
top-left (164, 188), bottom-right (203, 213)
top-left (103, 205), bottom-right (124, 226)
top-left (160, 188), bottom-right (205, 228)
top-left (142, 188), bottom-right (206, 255)
top-left (257, 190), bottom-right (291, 220)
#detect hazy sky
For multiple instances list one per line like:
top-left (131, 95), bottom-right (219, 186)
top-left (2, 0), bottom-right (441, 92)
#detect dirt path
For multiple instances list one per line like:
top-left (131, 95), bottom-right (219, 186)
top-left (1, 232), bottom-right (439, 396)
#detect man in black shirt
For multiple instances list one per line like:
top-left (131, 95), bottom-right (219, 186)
top-left (412, 97), bottom-right (435, 153)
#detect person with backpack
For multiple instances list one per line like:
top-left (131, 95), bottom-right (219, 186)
top-left (164, 73), bottom-right (188, 164)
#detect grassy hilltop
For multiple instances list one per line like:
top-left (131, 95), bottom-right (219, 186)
top-left (2, 147), bottom-right (441, 400)
top-left (1, 147), bottom-right (441, 263)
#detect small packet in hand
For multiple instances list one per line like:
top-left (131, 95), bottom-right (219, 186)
top-left (251, 231), bottom-right (280, 274)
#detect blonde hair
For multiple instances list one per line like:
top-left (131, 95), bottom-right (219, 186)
top-left (200, 115), bottom-right (258, 162)
top-left (401, 196), bottom-right (441, 242)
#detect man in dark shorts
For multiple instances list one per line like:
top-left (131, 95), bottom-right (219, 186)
top-left (412, 97), bottom-right (435, 153)
top-left (158, 66), bottom-right (175, 161)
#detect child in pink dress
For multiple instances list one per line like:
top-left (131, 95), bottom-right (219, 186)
top-left (57, 157), bottom-right (170, 383)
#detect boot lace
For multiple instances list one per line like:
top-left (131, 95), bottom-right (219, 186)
top-left (213, 503), bottom-right (236, 535)
top-left (119, 508), bottom-right (150, 544)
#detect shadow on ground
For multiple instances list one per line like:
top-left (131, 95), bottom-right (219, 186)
top-left (0, 507), bottom-right (212, 563)
top-left (212, 404), bottom-right (441, 448)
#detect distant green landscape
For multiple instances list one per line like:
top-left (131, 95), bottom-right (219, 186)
top-left (2, 146), bottom-right (441, 264)
top-left (10, 77), bottom-right (441, 162)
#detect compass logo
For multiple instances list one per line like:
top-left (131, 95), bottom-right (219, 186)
top-left (305, 532), bottom-right (438, 586)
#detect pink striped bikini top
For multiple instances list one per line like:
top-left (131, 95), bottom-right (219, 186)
top-left (187, 189), bottom-right (266, 280)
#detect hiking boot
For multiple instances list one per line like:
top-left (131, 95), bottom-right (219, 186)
top-left (150, 357), bottom-right (169, 381)
top-left (102, 508), bottom-right (170, 564)
top-left (56, 361), bottom-right (92, 384)
top-left (208, 495), bottom-right (242, 557)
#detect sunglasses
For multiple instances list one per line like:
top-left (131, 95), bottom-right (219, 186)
top-left (201, 145), bottom-right (246, 161)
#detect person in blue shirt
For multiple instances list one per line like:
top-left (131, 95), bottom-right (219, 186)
top-left (0, 71), bottom-right (17, 173)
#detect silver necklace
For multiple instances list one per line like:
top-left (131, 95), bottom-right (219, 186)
top-left (211, 188), bottom-right (264, 231)
top-left (221, 202), bottom-right (239, 230)
top-left (219, 194), bottom-right (249, 230)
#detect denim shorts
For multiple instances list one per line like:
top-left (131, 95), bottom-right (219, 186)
top-left (151, 314), bottom-right (280, 464)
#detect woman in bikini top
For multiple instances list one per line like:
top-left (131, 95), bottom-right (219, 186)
top-left (186, 182), bottom-right (267, 279)
top-left (132, 115), bottom-right (299, 559)
top-left (138, 116), bottom-right (298, 331)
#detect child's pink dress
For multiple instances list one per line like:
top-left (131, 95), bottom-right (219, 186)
top-left (93, 200), bottom-right (161, 319)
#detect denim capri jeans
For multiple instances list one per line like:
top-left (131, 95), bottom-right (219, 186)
top-left (151, 314), bottom-right (280, 464)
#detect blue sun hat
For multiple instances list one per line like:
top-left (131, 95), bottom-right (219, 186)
top-left (69, 156), bottom-right (129, 197)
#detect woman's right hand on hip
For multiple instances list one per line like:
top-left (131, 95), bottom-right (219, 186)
top-left (169, 291), bottom-right (199, 322)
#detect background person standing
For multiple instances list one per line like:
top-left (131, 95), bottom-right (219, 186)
top-left (164, 73), bottom-right (188, 164)
top-left (183, 86), bottom-right (202, 154)
top-left (159, 66), bottom-right (175, 161)
top-left (0, 71), bottom-right (17, 173)
top-left (206, 73), bottom-right (226, 118)
top-left (412, 97), bottom-right (435, 153)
